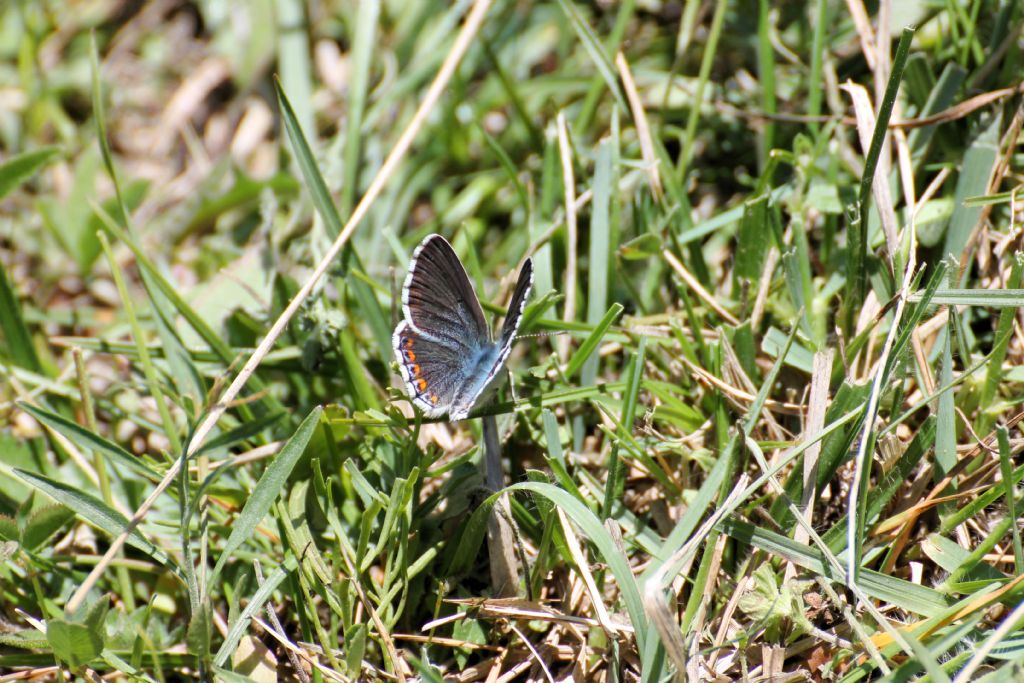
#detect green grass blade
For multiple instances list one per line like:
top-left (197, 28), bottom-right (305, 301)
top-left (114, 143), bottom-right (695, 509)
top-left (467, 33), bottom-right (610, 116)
top-left (913, 288), bottom-right (1024, 307)
top-left (455, 481), bottom-right (648, 650)
top-left (942, 111), bottom-right (1001, 269)
top-left (90, 204), bottom-right (283, 416)
top-left (276, 79), bottom-right (346, 240)
top-left (997, 426), bottom-right (1024, 575)
top-left (18, 402), bottom-right (161, 482)
top-left (275, 0), bottom-right (314, 141)
top-left (848, 27), bottom-right (914, 322)
top-left (677, 0), bottom-right (727, 178)
top-left (582, 137), bottom-right (615, 383)
top-left (213, 555), bottom-right (298, 666)
top-left (98, 232), bottom-right (183, 455)
top-left (806, 0), bottom-right (828, 129)
top-left (210, 406), bottom-right (322, 581)
top-left (564, 303), bottom-right (623, 378)
top-left (13, 468), bottom-right (181, 578)
top-left (602, 334), bottom-right (646, 516)
top-left (0, 266), bottom-right (42, 372)
top-left (0, 146), bottom-right (60, 200)
top-left (339, 0), bottom-right (379, 219)
top-left (555, 0), bottom-right (627, 114)
top-left (721, 519), bottom-right (952, 617)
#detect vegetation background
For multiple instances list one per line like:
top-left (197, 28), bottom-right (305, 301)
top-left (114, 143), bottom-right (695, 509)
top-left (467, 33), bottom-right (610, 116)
top-left (2, 0), bottom-right (1024, 680)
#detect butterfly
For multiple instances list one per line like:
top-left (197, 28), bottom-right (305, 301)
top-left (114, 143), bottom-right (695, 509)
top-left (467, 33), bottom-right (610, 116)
top-left (393, 234), bottom-right (533, 421)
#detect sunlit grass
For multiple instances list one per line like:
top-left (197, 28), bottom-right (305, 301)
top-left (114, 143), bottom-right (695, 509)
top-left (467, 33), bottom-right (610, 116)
top-left (2, 1), bottom-right (1024, 681)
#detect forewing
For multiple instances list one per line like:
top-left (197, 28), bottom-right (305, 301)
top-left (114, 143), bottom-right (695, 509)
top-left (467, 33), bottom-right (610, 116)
top-left (402, 235), bottom-right (489, 346)
top-left (393, 321), bottom-right (471, 417)
top-left (498, 258), bottom-right (533, 348)
top-left (450, 259), bottom-right (534, 420)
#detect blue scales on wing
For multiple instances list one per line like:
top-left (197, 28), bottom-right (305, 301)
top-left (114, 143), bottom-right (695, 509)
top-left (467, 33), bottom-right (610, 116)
top-left (392, 234), bottom-right (533, 421)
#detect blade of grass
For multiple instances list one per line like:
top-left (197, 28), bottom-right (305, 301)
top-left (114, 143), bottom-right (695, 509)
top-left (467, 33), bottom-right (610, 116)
top-left (12, 468), bottom-right (181, 579)
top-left (602, 335), bottom-right (645, 518)
top-left (997, 426), bottom-right (1024, 575)
top-left (0, 264), bottom-right (42, 373)
top-left (451, 481), bottom-right (647, 651)
top-left (339, 0), bottom-right (379, 220)
top-left (213, 555), bottom-right (298, 666)
top-left (722, 519), bottom-right (952, 616)
top-left (564, 303), bottom-right (623, 378)
top-left (676, 0), bottom-right (728, 178)
top-left (210, 406), bottom-right (322, 582)
top-left (575, 0), bottom-right (635, 132)
top-left (0, 146), bottom-right (60, 200)
top-left (755, 0), bottom-right (775, 168)
top-left (275, 0), bottom-right (314, 141)
top-left (555, 0), bottom-right (627, 117)
top-left (556, 112), bottom-right (578, 362)
top-left (98, 232), bottom-right (182, 456)
top-left (18, 402), bottom-right (161, 482)
top-left (943, 109), bottom-right (1001, 272)
top-left (582, 136), bottom-right (615, 382)
top-left (935, 321), bottom-right (956, 474)
top-left (846, 27), bottom-right (914, 329)
top-left (806, 0), bottom-right (828, 132)
top-left (90, 197), bottom-right (282, 419)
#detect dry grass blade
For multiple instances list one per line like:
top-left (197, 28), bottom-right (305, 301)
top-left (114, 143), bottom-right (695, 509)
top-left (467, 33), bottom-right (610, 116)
top-left (662, 249), bottom-right (738, 325)
top-left (643, 475), bottom-right (750, 680)
top-left (615, 51), bottom-right (662, 198)
top-left (556, 112), bottom-right (578, 361)
top-left (791, 349), bottom-right (834, 562)
top-left (841, 81), bottom-right (898, 259)
top-left (847, 217), bottom-right (918, 585)
top-left (556, 507), bottom-right (616, 638)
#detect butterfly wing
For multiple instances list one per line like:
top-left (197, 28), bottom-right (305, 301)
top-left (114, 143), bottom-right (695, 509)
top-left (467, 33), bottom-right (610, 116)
top-left (498, 258), bottom-right (534, 349)
top-left (402, 234), bottom-right (490, 345)
top-left (449, 258), bottom-right (533, 420)
top-left (393, 320), bottom-right (474, 417)
top-left (395, 235), bottom-right (492, 417)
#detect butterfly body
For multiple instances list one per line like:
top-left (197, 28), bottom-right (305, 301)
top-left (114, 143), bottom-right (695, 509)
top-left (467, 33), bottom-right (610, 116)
top-left (393, 235), bottom-right (532, 421)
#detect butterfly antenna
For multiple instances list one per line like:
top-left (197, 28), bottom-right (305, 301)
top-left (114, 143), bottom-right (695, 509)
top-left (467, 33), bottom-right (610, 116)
top-left (515, 330), bottom-right (571, 340)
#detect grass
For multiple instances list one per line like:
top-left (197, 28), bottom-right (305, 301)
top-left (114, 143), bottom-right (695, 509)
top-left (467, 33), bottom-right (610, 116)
top-left (2, 0), bottom-right (1024, 680)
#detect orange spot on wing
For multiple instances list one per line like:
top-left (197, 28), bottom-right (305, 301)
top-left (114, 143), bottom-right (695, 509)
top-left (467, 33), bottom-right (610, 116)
top-left (406, 350), bottom-right (417, 362)
top-left (403, 337), bottom-right (414, 349)
top-left (416, 378), bottom-right (427, 392)
top-left (430, 393), bottom-right (439, 405)
top-left (410, 363), bottom-right (421, 376)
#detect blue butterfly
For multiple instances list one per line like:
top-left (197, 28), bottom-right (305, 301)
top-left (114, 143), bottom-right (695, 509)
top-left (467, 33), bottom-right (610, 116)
top-left (393, 235), bottom-right (533, 420)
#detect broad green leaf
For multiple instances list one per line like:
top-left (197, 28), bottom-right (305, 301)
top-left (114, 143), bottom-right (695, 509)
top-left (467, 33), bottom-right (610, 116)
top-left (943, 112), bottom-right (1001, 263)
top-left (47, 595), bottom-right (109, 670)
top-left (211, 406), bottom-right (322, 579)
top-left (19, 402), bottom-right (161, 482)
top-left (735, 193), bottom-right (771, 281)
top-left (13, 469), bottom-right (180, 577)
top-left (0, 266), bottom-right (41, 372)
top-left (21, 504), bottom-right (75, 551)
top-left (47, 619), bottom-right (103, 670)
top-left (0, 146), bottom-right (60, 199)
